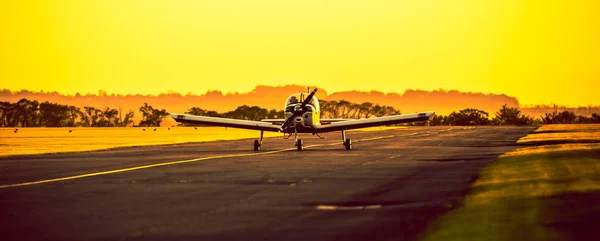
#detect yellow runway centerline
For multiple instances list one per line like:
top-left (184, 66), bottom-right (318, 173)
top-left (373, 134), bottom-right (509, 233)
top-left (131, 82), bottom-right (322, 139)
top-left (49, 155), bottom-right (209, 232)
top-left (0, 134), bottom-right (405, 189)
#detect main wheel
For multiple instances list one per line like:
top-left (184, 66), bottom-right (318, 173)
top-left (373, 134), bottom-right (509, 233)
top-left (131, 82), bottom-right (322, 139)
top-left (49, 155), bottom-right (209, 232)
top-left (344, 138), bottom-right (352, 150)
top-left (253, 139), bottom-right (261, 151)
top-left (296, 139), bottom-right (304, 151)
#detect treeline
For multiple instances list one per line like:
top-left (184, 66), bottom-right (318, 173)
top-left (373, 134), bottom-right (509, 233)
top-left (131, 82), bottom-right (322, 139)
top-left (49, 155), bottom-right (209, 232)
top-left (182, 100), bottom-right (401, 123)
top-left (0, 98), bottom-right (168, 127)
top-left (185, 105), bottom-right (285, 121)
top-left (423, 104), bottom-right (600, 126)
top-left (194, 101), bottom-right (598, 126)
top-left (3, 98), bottom-right (599, 128)
top-left (320, 100), bottom-right (400, 119)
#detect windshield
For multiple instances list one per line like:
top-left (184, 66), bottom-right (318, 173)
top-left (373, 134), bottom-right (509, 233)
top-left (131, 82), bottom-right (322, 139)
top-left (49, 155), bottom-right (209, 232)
top-left (285, 105), bottom-right (315, 113)
top-left (284, 93), bottom-right (319, 112)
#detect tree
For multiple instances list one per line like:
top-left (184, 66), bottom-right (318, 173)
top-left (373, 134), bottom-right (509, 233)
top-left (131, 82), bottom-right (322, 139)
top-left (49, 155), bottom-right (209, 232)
top-left (349, 103), bottom-right (361, 119)
top-left (119, 109), bottom-right (135, 127)
top-left (370, 104), bottom-right (386, 117)
top-left (0, 101), bottom-right (14, 127)
top-left (223, 105), bottom-right (269, 121)
top-left (336, 100), bottom-right (352, 118)
top-left (593, 113), bottom-right (600, 123)
top-left (429, 115), bottom-right (446, 126)
top-left (186, 107), bottom-right (208, 116)
top-left (541, 110), bottom-right (577, 124)
top-left (14, 98), bottom-right (39, 127)
top-left (448, 108), bottom-right (490, 126)
top-left (83, 107), bottom-right (103, 127)
top-left (359, 102), bottom-right (374, 118)
top-left (99, 107), bottom-right (119, 127)
top-left (66, 106), bottom-right (82, 127)
top-left (138, 103), bottom-right (169, 127)
top-left (267, 109), bottom-right (284, 119)
top-left (39, 102), bottom-right (68, 127)
top-left (493, 104), bottom-right (534, 125)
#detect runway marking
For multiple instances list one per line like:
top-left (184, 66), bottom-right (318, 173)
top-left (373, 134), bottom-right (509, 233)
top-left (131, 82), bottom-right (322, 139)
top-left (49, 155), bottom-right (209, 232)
top-left (315, 200), bottom-right (445, 211)
top-left (316, 204), bottom-right (382, 210)
top-left (0, 133), bottom-right (415, 189)
top-left (0, 148), bottom-right (293, 189)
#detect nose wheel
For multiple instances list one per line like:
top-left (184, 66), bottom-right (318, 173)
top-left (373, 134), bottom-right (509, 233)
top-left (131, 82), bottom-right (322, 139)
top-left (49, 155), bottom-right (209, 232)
top-left (296, 139), bottom-right (304, 151)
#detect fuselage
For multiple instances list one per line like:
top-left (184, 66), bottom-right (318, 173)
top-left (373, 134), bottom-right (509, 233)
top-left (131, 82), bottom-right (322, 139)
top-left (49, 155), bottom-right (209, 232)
top-left (283, 92), bottom-right (320, 133)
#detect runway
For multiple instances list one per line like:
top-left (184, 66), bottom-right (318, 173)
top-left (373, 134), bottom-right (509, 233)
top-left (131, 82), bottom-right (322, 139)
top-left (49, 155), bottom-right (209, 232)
top-left (0, 126), bottom-right (535, 241)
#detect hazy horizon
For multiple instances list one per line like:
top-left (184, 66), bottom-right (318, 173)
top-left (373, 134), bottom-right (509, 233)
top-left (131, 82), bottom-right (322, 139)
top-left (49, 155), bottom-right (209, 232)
top-left (2, 84), bottom-right (598, 107)
top-left (3, 85), bottom-right (599, 127)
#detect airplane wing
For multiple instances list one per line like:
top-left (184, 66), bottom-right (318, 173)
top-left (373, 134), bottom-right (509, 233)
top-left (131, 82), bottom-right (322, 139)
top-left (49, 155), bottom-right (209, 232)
top-left (260, 119), bottom-right (285, 125)
top-left (261, 118), bottom-right (357, 125)
top-left (171, 114), bottom-right (282, 132)
top-left (320, 118), bottom-right (355, 124)
top-left (313, 111), bottom-right (435, 133)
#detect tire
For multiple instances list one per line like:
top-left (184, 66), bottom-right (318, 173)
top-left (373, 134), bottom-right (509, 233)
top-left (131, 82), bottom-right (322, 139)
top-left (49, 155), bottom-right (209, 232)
top-left (296, 139), bottom-right (303, 151)
top-left (345, 138), bottom-right (352, 150)
top-left (253, 140), bottom-right (261, 151)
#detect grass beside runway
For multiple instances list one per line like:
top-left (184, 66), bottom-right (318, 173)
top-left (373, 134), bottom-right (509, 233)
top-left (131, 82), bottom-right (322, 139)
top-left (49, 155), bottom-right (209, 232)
top-left (0, 126), bottom-right (408, 157)
top-left (421, 124), bottom-right (600, 241)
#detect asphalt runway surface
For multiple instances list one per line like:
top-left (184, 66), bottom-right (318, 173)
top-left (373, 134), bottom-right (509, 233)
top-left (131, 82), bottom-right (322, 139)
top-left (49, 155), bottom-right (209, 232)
top-left (0, 126), bottom-right (536, 241)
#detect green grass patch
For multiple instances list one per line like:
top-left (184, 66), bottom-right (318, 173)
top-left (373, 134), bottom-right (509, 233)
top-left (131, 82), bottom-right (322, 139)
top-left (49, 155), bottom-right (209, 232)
top-left (421, 125), bottom-right (600, 241)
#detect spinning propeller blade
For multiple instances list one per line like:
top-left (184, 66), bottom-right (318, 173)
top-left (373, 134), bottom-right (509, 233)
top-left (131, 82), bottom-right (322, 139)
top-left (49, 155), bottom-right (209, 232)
top-left (280, 88), bottom-right (318, 131)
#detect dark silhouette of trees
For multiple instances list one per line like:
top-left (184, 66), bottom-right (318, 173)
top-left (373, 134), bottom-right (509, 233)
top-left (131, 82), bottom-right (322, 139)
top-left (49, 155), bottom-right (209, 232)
top-left (14, 98), bottom-right (39, 127)
top-left (540, 110), bottom-right (600, 124)
top-left (0, 98), bottom-right (138, 127)
top-left (39, 101), bottom-right (71, 127)
top-left (182, 106), bottom-right (283, 126)
top-left (593, 113), bottom-right (600, 123)
top-left (359, 102), bottom-right (374, 118)
top-left (541, 111), bottom-right (576, 124)
top-left (0, 101), bottom-right (16, 127)
top-left (83, 107), bottom-right (102, 127)
top-left (447, 108), bottom-right (490, 126)
top-left (268, 109), bottom-right (284, 119)
top-left (139, 103), bottom-right (169, 127)
top-left (319, 100), bottom-right (399, 119)
top-left (220, 105), bottom-right (265, 120)
top-left (118, 109), bottom-right (135, 127)
top-left (493, 104), bottom-right (534, 125)
top-left (99, 107), bottom-right (119, 127)
top-left (429, 115), bottom-right (448, 126)
top-left (1, 98), bottom-right (598, 128)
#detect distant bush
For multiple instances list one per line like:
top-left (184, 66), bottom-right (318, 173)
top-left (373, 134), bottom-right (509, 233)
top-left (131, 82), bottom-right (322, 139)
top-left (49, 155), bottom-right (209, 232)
top-left (492, 104), bottom-right (535, 125)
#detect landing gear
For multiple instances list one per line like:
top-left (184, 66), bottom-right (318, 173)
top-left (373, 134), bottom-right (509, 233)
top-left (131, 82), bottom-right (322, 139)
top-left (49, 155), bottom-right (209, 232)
top-left (294, 128), bottom-right (303, 151)
top-left (296, 139), bottom-right (304, 151)
top-left (253, 140), bottom-right (261, 151)
top-left (344, 138), bottom-right (352, 150)
top-left (341, 130), bottom-right (352, 150)
top-left (253, 131), bottom-right (264, 151)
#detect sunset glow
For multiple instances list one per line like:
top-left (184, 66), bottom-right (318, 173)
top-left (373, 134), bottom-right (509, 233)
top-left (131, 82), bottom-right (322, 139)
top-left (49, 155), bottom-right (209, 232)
top-left (2, 0), bottom-right (599, 105)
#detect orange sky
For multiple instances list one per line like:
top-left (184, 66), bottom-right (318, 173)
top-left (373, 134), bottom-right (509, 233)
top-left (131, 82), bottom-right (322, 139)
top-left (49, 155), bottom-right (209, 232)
top-left (2, 1), bottom-right (599, 106)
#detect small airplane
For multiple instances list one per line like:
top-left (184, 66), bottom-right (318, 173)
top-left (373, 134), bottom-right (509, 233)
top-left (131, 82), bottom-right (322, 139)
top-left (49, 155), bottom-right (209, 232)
top-left (171, 88), bottom-right (434, 151)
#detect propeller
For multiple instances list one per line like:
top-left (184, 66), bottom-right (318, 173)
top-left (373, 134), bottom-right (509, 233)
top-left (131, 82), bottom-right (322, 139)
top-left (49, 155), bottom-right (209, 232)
top-left (280, 88), bottom-right (318, 131)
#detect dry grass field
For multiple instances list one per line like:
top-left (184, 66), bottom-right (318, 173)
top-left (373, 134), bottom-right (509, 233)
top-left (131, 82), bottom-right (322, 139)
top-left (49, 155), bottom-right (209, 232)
top-left (422, 124), bottom-right (600, 241)
top-left (0, 126), bottom-right (403, 157)
top-left (0, 127), bottom-right (282, 157)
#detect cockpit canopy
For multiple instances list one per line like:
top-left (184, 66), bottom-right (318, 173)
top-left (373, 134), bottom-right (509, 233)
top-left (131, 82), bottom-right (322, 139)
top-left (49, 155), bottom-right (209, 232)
top-left (284, 93), bottom-right (320, 113)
